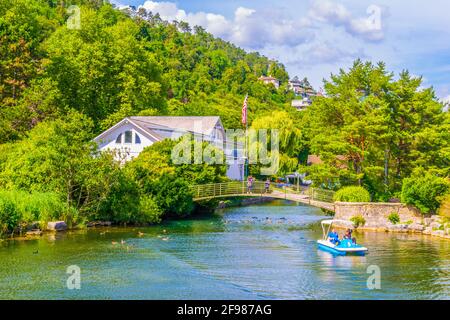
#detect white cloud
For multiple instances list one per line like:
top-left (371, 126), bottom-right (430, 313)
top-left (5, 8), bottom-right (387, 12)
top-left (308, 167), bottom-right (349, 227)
top-left (140, 1), bottom-right (312, 49)
top-left (441, 95), bottom-right (450, 111)
top-left (308, 0), bottom-right (351, 24)
top-left (308, 0), bottom-right (386, 42)
top-left (264, 41), bottom-right (364, 68)
top-left (140, 0), bottom-right (387, 51)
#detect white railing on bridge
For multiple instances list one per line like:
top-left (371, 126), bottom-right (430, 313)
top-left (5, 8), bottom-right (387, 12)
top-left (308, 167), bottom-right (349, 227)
top-left (190, 182), bottom-right (335, 203)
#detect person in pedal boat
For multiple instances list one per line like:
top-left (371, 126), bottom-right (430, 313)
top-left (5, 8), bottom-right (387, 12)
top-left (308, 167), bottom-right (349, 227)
top-left (344, 229), bottom-right (357, 244)
top-left (327, 229), bottom-right (340, 245)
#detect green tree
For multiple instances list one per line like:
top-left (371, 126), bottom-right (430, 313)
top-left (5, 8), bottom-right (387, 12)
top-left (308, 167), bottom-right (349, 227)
top-left (251, 111), bottom-right (305, 176)
top-left (43, 5), bottom-right (166, 132)
top-left (0, 111), bottom-right (124, 217)
top-left (401, 169), bottom-right (450, 214)
top-left (303, 60), bottom-right (449, 199)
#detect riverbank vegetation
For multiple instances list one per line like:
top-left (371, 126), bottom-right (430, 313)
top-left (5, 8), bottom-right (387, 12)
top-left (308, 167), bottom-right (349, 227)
top-left (0, 1), bottom-right (449, 235)
top-left (0, 190), bottom-right (71, 236)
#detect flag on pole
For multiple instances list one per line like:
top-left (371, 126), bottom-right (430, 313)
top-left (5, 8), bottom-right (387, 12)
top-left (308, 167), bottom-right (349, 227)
top-left (241, 94), bottom-right (248, 125)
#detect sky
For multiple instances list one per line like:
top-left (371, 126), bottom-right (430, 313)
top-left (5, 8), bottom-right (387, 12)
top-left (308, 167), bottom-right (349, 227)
top-left (112, 0), bottom-right (450, 102)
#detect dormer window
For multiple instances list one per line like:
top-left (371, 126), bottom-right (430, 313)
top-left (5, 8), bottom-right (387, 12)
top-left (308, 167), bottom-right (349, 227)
top-left (115, 130), bottom-right (141, 145)
top-left (115, 133), bottom-right (122, 144)
top-left (124, 131), bottom-right (132, 144)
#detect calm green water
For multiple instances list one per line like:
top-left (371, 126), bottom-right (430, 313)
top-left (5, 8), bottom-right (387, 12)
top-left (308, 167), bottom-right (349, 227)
top-left (0, 200), bottom-right (449, 300)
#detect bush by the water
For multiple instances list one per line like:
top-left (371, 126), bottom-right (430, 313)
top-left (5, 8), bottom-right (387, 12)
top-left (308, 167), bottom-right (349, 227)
top-left (138, 195), bottom-right (163, 224)
top-left (0, 190), bottom-right (72, 236)
top-left (388, 212), bottom-right (400, 225)
top-left (350, 215), bottom-right (366, 228)
top-left (333, 186), bottom-right (371, 202)
top-left (401, 170), bottom-right (450, 214)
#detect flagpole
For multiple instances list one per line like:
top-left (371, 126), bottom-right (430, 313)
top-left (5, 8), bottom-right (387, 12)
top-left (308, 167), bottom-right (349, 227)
top-left (244, 107), bottom-right (249, 178)
top-left (245, 94), bottom-right (248, 181)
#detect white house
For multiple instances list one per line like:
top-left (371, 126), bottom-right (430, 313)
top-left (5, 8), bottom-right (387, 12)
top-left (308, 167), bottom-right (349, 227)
top-left (258, 75), bottom-right (280, 89)
top-left (291, 98), bottom-right (312, 111)
top-left (93, 116), bottom-right (245, 180)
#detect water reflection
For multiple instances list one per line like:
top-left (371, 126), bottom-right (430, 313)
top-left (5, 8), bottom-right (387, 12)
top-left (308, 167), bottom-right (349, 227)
top-left (0, 200), bottom-right (448, 300)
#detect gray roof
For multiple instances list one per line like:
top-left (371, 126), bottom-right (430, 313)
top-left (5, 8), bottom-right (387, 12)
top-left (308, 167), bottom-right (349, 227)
top-left (94, 116), bottom-right (222, 143)
top-left (128, 116), bottom-right (221, 136)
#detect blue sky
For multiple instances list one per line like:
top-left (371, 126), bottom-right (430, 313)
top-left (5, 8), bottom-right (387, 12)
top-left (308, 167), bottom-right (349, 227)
top-left (113, 0), bottom-right (450, 102)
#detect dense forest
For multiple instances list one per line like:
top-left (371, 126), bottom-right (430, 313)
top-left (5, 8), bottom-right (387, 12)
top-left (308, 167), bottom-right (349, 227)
top-left (0, 0), bottom-right (448, 236)
top-left (0, 0), bottom-right (294, 139)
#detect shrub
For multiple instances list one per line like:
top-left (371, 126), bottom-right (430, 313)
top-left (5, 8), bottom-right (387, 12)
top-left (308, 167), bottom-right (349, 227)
top-left (333, 186), bottom-right (371, 202)
top-left (388, 212), bottom-right (400, 225)
top-left (350, 215), bottom-right (366, 228)
top-left (401, 170), bottom-right (450, 214)
top-left (138, 195), bottom-right (163, 224)
top-left (0, 196), bottom-right (20, 236)
top-left (147, 174), bottom-right (194, 217)
top-left (97, 173), bottom-right (140, 224)
top-left (321, 208), bottom-right (335, 216)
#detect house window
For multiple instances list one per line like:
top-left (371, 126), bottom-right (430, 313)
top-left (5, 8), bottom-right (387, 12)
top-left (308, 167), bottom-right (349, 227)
top-left (124, 131), bottom-right (133, 144)
top-left (135, 133), bottom-right (141, 144)
top-left (115, 133), bottom-right (122, 144)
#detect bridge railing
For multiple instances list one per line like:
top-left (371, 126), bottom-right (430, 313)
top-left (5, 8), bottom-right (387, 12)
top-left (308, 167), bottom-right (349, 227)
top-left (190, 182), bottom-right (335, 203)
top-left (191, 181), bottom-right (271, 200)
top-left (271, 185), bottom-right (335, 202)
top-left (308, 188), bottom-right (335, 203)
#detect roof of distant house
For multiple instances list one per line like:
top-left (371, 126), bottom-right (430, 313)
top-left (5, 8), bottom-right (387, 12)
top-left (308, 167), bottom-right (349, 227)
top-left (289, 77), bottom-right (301, 84)
top-left (307, 154), bottom-right (348, 169)
top-left (307, 155), bottom-right (323, 165)
top-left (259, 75), bottom-right (278, 81)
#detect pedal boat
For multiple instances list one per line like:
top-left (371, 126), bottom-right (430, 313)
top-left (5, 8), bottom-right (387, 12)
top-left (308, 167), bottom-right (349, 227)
top-left (317, 219), bottom-right (368, 256)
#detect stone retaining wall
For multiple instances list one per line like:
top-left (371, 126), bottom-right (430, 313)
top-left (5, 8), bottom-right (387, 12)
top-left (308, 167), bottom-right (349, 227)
top-left (334, 202), bottom-right (422, 228)
top-left (333, 202), bottom-right (450, 239)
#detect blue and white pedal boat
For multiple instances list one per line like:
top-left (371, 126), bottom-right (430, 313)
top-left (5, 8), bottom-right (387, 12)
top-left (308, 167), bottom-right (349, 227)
top-left (317, 219), bottom-right (368, 256)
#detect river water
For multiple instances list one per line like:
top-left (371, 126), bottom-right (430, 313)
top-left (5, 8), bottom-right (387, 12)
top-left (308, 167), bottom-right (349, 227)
top-left (0, 200), bottom-right (449, 300)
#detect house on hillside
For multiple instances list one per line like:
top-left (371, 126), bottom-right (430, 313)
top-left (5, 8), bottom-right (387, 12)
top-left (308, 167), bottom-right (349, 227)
top-left (93, 116), bottom-right (244, 180)
top-left (307, 154), bottom-right (347, 169)
top-left (288, 76), bottom-right (317, 97)
top-left (258, 75), bottom-right (280, 89)
top-left (291, 98), bottom-right (312, 111)
top-left (289, 76), bottom-right (320, 111)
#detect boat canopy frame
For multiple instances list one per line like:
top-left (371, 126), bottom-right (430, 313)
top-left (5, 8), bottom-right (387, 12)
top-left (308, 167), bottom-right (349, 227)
top-left (320, 219), bottom-right (351, 240)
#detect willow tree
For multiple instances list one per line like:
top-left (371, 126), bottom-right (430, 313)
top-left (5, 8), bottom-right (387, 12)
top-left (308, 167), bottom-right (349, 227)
top-left (251, 110), bottom-right (305, 176)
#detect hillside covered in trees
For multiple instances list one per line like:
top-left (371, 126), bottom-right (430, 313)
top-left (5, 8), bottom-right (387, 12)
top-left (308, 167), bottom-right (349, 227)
top-left (0, 0), bottom-right (294, 141)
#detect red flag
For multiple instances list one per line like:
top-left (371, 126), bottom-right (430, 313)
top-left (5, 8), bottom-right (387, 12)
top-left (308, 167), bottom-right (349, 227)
top-left (242, 94), bottom-right (248, 125)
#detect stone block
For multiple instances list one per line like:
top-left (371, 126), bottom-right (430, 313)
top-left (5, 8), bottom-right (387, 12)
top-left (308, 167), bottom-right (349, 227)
top-left (47, 221), bottom-right (67, 231)
top-left (408, 223), bottom-right (425, 232)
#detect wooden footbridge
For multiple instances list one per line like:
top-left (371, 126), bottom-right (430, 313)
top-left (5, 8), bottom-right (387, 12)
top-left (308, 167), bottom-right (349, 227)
top-left (190, 182), bottom-right (336, 211)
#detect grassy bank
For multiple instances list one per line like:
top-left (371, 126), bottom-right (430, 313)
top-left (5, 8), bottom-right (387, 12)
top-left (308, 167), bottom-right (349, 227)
top-left (0, 190), bottom-right (76, 237)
